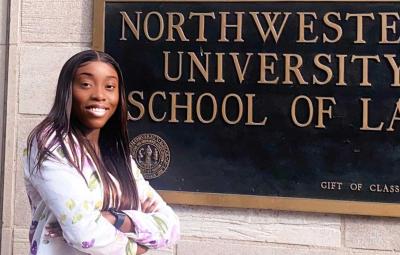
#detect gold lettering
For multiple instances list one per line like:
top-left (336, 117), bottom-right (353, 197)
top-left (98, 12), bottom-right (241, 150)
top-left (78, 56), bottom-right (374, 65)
top-left (221, 94), bottom-right (244, 124)
top-left (321, 181), bottom-right (343, 190)
top-left (143, 11), bottom-right (164, 41)
top-left (249, 12), bottom-right (291, 43)
top-left (169, 92), bottom-right (194, 123)
top-left (313, 54), bottom-right (333, 85)
top-left (316, 97), bottom-right (336, 128)
top-left (188, 12), bottom-right (216, 42)
top-left (196, 93), bottom-right (217, 123)
top-left (291, 95), bottom-right (313, 127)
top-left (351, 55), bottom-right (380, 86)
top-left (336, 54), bottom-right (348, 86)
top-left (384, 55), bottom-right (400, 87)
top-left (245, 94), bottom-right (267, 126)
top-left (283, 54), bottom-right (308, 85)
top-left (188, 52), bottom-right (210, 82)
top-left (369, 184), bottom-right (377, 192)
top-left (127, 91), bottom-right (145, 121)
top-left (297, 12), bottom-right (319, 43)
top-left (360, 98), bottom-right (384, 131)
top-left (258, 53), bottom-right (279, 84)
top-left (387, 99), bottom-right (400, 131)
top-left (215, 52), bottom-right (225, 83)
top-left (322, 12), bottom-right (343, 43)
top-left (120, 11), bottom-right (141, 40)
top-left (230, 52), bottom-right (254, 84)
top-left (345, 13), bottom-right (375, 44)
top-left (219, 12), bottom-right (245, 42)
top-left (163, 51), bottom-right (183, 81)
top-left (379, 12), bottom-right (400, 44)
top-left (166, 12), bottom-right (189, 42)
top-left (149, 91), bottom-right (167, 122)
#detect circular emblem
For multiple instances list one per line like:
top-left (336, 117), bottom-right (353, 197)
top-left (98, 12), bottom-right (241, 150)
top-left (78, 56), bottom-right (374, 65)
top-left (129, 133), bottom-right (170, 179)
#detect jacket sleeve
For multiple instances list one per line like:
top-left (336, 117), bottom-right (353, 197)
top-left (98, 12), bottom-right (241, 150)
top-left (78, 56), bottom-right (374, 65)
top-left (27, 156), bottom-right (138, 255)
top-left (122, 160), bottom-right (180, 249)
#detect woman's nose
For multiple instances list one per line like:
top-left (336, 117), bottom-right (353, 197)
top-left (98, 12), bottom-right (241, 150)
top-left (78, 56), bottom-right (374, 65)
top-left (90, 86), bottom-right (106, 101)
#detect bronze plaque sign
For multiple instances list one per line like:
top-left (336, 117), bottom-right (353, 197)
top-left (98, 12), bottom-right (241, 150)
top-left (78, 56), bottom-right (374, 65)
top-left (93, 0), bottom-right (400, 216)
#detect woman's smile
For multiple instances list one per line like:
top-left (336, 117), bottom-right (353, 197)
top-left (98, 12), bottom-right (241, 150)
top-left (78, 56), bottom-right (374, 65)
top-left (85, 105), bottom-right (110, 117)
top-left (71, 61), bottom-right (119, 133)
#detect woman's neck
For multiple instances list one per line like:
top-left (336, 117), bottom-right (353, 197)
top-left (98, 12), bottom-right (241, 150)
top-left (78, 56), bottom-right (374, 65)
top-left (80, 128), bottom-right (101, 155)
top-left (72, 120), bottom-right (102, 155)
top-left (76, 126), bottom-right (101, 156)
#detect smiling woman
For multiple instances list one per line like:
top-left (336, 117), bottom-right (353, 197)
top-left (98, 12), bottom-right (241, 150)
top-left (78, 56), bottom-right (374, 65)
top-left (72, 61), bottom-right (119, 134)
top-left (23, 50), bottom-right (180, 255)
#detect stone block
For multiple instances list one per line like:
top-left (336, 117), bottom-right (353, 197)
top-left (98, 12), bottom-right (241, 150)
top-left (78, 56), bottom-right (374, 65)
top-left (13, 242), bottom-right (30, 255)
top-left (21, 0), bottom-right (92, 43)
top-left (147, 247), bottom-right (174, 255)
top-left (176, 240), bottom-right (342, 255)
top-left (14, 228), bottom-right (29, 255)
top-left (174, 205), bottom-right (341, 247)
top-left (344, 215), bottom-right (400, 251)
top-left (2, 45), bottom-right (18, 231)
top-left (1, 227), bottom-right (13, 255)
top-left (0, 44), bottom-right (6, 126)
top-left (14, 228), bottom-right (29, 242)
top-left (177, 240), bottom-right (400, 255)
top-left (0, 0), bottom-right (7, 45)
top-left (19, 46), bottom-right (89, 114)
top-left (8, 0), bottom-right (20, 44)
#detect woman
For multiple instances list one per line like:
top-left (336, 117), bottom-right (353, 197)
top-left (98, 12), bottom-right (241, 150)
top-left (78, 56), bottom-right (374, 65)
top-left (24, 50), bottom-right (180, 255)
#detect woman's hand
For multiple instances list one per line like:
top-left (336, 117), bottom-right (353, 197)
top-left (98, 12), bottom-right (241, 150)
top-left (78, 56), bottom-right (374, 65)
top-left (141, 197), bottom-right (159, 213)
top-left (137, 244), bottom-right (148, 255)
top-left (45, 211), bottom-right (136, 236)
top-left (45, 222), bottom-right (63, 238)
top-left (100, 212), bottom-right (148, 254)
top-left (101, 210), bottom-right (117, 225)
top-left (45, 220), bottom-right (148, 255)
top-left (101, 210), bottom-right (135, 233)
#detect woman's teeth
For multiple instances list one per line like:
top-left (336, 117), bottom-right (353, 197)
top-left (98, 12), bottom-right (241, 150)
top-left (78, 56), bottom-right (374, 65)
top-left (87, 108), bottom-right (107, 116)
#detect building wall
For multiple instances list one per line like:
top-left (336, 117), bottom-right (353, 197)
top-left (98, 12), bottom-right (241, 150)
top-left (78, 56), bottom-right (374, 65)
top-left (0, 0), bottom-right (8, 250)
top-left (2, 1), bottom-right (400, 254)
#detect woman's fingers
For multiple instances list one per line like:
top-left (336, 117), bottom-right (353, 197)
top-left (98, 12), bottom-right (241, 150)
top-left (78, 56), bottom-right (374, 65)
top-left (136, 244), bottom-right (148, 255)
top-left (141, 197), bottom-right (159, 213)
top-left (45, 223), bottom-right (63, 238)
top-left (147, 200), bottom-right (158, 213)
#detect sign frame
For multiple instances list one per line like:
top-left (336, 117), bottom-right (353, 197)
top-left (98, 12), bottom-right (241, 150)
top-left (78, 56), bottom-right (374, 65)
top-left (93, 0), bottom-right (400, 217)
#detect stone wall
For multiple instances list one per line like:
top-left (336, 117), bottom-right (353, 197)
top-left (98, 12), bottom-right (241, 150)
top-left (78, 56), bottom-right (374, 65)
top-left (0, 0), bottom-right (8, 250)
top-left (2, 1), bottom-right (400, 255)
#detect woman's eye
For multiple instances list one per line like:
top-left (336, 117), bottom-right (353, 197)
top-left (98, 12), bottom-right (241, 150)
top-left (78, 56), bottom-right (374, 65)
top-left (106, 84), bottom-right (116, 90)
top-left (81, 82), bottom-right (91, 87)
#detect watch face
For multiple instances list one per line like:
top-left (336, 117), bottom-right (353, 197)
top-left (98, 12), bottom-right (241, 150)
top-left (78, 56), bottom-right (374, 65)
top-left (110, 208), bottom-right (125, 216)
top-left (115, 211), bottom-right (125, 216)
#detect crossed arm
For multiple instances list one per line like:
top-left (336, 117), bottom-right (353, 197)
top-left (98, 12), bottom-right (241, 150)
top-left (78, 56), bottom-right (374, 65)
top-left (28, 156), bottom-right (180, 255)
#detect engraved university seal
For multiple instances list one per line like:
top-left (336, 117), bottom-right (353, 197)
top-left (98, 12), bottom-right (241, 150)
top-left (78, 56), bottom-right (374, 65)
top-left (129, 133), bottom-right (170, 179)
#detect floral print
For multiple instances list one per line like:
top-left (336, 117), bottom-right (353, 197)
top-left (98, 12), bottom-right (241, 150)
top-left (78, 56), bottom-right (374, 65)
top-left (125, 240), bottom-right (136, 255)
top-left (24, 137), bottom-right (180, 254)
top-left (65, 199), bottom-right (75, 210)
top-left (88, 173), bottom-right (99, 191)
top-left (81, 239), bottom-right (95, 249)
top-left (30, 240), bottom-right (37, 255)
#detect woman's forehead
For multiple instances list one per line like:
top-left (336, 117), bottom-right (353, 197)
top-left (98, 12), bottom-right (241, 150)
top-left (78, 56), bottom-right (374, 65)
top-left (75, 61), bottom-right (118, 78)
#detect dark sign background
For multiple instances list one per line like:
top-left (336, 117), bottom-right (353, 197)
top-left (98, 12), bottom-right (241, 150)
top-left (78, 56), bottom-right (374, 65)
top-left (105, 2), bottom-right (400, 203)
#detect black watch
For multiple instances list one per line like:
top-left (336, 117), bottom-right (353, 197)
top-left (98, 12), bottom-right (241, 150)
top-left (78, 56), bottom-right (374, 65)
top-left (108, 208), bottom-right (126, 230)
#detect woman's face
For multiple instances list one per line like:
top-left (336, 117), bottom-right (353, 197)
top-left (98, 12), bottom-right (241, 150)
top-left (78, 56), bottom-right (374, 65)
top-left (71, 61), bottom-right (119, 132)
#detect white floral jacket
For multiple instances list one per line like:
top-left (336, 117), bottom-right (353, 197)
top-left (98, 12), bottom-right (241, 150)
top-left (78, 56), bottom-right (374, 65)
top-left (24, 138), bottom-right (180, 255)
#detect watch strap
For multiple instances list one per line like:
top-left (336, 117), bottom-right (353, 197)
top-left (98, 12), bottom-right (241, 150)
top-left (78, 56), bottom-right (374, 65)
top-left (108, 208), bottom-right (125, 230)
